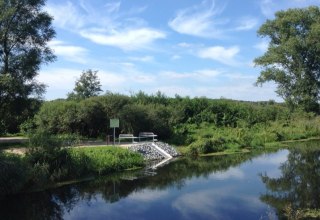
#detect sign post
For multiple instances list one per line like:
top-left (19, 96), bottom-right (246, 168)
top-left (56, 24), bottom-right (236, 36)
top-left (110, 119), bottom-right (119, 145)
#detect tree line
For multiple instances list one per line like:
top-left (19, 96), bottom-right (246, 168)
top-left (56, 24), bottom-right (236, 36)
top-left (0, 1), bottom-right (319, 138)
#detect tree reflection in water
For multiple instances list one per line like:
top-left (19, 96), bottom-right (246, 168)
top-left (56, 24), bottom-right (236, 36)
top-left (0, 151), bottom-right (262, 220)
top-left (260, 141), bottom-right (320, 219)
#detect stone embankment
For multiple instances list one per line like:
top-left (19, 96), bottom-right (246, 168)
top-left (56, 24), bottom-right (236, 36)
top-left (128, 142), bottom-right (179, 160)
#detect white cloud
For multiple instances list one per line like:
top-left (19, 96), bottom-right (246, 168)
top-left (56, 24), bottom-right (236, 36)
top-left (235, 17), bottom-right (258, 31)
top-left (172, 187), bottom-right (265, 220)
top-left (198, 46), bottom-right (240, 65)
top-left (80, 28), bottom-right (166, 51)
top-left (254, 40), bottom-right (269, 53)
top-left (171, 55), bottom-right (181, 60)
top-left (47, 1), bottom-right (164, 51)
top-left (46, 2), bottom-right (86, 29)
top-left (104, 1), bottom-right (121, 13)
top-left (48, 40), bottom-right (88, 64)
top-left (128, 189), bottom-right (169, 202)
top-left (178, 42), bottom-right (192, 48)
top-left (129, 55), bottom-right (154, 62)
top-left (194, 82), bottom-right (281, 101)
top-left (254, 150), bottom-right (289, 166)
top-left (168, 0), bottom-right (227, 38)
top-left (161, 69), bottom-right (220, 79)
top-left (209, 167), bottom-right (245, 180)
top-left (38, 68), bottom-right (128, 99)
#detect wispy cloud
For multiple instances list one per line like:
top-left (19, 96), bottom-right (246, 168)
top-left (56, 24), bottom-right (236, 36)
top-left (104, 1), bottom-right (121, 13)
top-left (168, 0), bottom-right (227, 38)
top-left (161, 69), bottom-right (220, 79)
top-left (80, 28), bottom-right (165, 51)
top-left (254, 40), bottom-right (269, 53)
top-left (46, 1), bottom-right (165, 51)
top-left (235, 17), bottom-right (259, 31)
top-left (129, 56), bottom-right (154, 62)
top-left (46, 2), bottom-right (88, 29)
top-left (171, 55), bottom-right (181, 60)
top-left (197, 46), bottom-right (240, 65)
top-left (172, 187), bottom-right (265, 220)
top-left (209, 167), bottom-right (245, 180)
top-left (48, 40), bottom-right (88, 64)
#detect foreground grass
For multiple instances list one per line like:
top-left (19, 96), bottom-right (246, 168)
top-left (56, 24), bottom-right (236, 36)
top-left (69, 146), bottom-right (144, 175)
top-left (0, 146), bottom-right (144, 196)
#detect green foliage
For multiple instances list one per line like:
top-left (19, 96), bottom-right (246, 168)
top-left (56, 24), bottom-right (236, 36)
top-left (0, 131), bottom-right (144, 196)
top-left (32, 92), bottom-right (320, 156)
top-left (0, 152), bottom-right (29, 196)
top-left (255, 6), bottom-right (320, 112)
top-left (26, 132), bottom-right (73, 183)
top-left (69, 147), bottom-right (144, 175)
top-left (68, 69), bottom-right (102, 100)
top-left (186, 145), bottom-right (199, 157)
top-left (0, 0), bottom-right (55, 134)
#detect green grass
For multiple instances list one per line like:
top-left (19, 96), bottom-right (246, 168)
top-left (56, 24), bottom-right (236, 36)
top-left (178, 116), bottom-right (320, 156)
top-left (69, 146), bottom-right (145, 175)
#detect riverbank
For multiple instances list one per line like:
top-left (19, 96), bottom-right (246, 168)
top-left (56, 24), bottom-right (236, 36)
top-left (2, 134), bottom-right (320, 198)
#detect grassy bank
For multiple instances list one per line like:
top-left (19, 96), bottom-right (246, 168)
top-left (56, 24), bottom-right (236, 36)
top-left (69, 146), bottom-right (144, 175)
top-left (0, 145), bottom-right (144, 197)
top-left (179, 114), bottom-right (320, 156)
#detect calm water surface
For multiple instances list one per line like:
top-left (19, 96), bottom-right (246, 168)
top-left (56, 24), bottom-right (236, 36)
top-left (1, 142), bottom-right (320, 220)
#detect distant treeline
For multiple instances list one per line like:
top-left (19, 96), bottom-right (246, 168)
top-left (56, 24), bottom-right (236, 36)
top-left (24, 91), bottom-right (320, 149)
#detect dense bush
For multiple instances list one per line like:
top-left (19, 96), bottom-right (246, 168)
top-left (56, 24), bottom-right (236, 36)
top-left (30, 93), bottom-right (320, 154)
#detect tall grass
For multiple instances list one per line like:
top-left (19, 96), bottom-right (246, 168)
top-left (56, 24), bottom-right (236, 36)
top-left (185, 116), bottom-right (320, 155)
top-left (69, 147), bottom-right (144, 175)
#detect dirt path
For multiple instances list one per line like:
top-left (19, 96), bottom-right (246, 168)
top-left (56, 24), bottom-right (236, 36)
top-left (0, 137), bottom-right (28, 143)
top-left (1, 137), bottom-right (135, 155)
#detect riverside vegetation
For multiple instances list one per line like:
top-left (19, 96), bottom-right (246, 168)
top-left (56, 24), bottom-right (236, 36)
top-left (0, 132), bottom-right (144, 197)
top-left (2, 92), bottom-right (320, 197)
top-left (27, 92), bottom-right (320, 153)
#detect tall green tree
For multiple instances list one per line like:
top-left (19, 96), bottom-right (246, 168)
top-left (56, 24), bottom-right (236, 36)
top-left (68, 69), bottom-right (102, 100)
top-left (255, 6), bottom-right (320, 112)
top-left (0, 0), bottom-right (55, 133)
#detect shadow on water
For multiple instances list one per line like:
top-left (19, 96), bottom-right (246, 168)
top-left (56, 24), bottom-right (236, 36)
top-left (260, 140), bottom-right (320, 219)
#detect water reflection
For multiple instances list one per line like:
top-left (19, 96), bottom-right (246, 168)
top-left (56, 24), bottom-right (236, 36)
top-left (260, 141), bottom-right (320, 219)
top-left (0, 152), bottom-right (260, 220)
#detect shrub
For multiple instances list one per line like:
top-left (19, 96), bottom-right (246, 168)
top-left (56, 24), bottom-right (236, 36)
top-left (186, 145), bottom-right (199, 157)
top-left (0, 153), bottom-right (29, 196)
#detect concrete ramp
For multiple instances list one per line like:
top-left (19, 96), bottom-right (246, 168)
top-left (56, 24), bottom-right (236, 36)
top-left (151, 143), bottom-right (172, 159)
top-left (152, 157), bottom-right (172, 169)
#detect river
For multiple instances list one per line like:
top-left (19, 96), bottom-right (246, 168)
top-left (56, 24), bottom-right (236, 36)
top-left (1, 141), bottom-right (320, 220)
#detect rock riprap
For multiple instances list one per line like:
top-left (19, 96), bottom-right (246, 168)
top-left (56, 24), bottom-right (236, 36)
top-left (128, 142), bottom-right (179, 160)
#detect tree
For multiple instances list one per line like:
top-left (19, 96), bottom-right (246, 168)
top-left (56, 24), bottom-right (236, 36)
top-left (68, 69), bottom-right (102, 100)
top-left (0, 0), bottom-right (55, 133)
top-left (255, 6), bottom-right (320, 112)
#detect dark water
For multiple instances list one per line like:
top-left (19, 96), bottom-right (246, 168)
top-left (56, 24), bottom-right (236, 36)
top-left (1, 142), bottom-right (320, 220)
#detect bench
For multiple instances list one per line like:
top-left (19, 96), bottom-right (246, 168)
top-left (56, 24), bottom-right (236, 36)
top-left (139, 132), bottom-right (158, 142)
top-left (118, 134), bottom-right (138, 144)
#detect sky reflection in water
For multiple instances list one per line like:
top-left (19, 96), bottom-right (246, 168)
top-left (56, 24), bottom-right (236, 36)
top-left (61, 150), bottom-right (289, 220)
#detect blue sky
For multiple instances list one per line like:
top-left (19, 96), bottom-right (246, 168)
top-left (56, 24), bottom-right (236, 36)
top-left (39, 0), bottom-right (320, 101)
